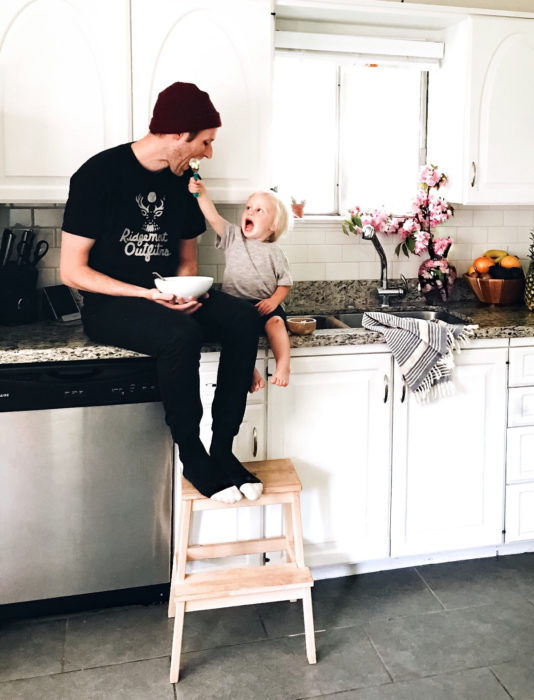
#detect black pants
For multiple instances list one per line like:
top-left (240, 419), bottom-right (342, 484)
top-left (81, 290), bottom-right (260, 446)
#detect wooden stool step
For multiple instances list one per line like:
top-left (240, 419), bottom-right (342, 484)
top-left (168, 458), bottom-right (316, 683)
top-left (174, 563), bottom-right (313, 605)
top-left (180, 458), bottom-right (303, 510)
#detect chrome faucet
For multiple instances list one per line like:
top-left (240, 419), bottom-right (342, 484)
top-left (361, 225), bottom-right (408, 307)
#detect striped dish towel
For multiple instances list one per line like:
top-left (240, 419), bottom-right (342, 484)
top-left (362, 311), bottom-right (478, 401)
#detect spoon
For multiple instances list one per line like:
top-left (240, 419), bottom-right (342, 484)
top-left (190, 159), bottom-right (200, 197)
top-left (153, 271), bottom-right (165, 281)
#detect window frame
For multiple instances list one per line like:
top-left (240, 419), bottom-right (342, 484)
top-left (273, 50), bottom-right (430, 217)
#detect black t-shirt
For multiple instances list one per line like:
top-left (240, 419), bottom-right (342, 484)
top-left (62, 143), bottom-right (205, 301)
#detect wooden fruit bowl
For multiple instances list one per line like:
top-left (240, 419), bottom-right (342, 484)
top-left (464, 274), bottom-right (524, 305)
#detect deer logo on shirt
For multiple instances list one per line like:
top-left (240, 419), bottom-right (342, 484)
top-left (136, 192), bottom-right (165, 232)
top-left (119, 191), bottom-right (171, 262)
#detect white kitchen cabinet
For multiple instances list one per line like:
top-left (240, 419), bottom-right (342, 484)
top-left (402, 0), bottom-right (534, 11)
top-left (506, 344), bottom-right (534, 543)
top-left (506, 426), bottom-right (534, 483)
top-left (266, 351), bottom-right (393, 568)
top-left (427, 16), bottom-right (534, 204)
top-left (390, 347), bottom-right (508, 557)
top-left (131, 0), bottom-right (274, 203)
top-left (0, 0), bottom-right (131, 202)
top-left (505, 483), bottom-right (534, 542)
top-left (509, 346), bottom-right (534, 387)
top-left (508, 386), bottom-right (534, 428)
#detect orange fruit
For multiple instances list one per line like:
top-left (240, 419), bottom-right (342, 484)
top-left (500, 255), bottom-right (521, 269)
top-left (473, 256), bottom-right (496, 274)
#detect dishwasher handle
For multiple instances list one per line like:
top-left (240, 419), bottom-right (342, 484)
top-left (44, 367), bottom-right (101, 382)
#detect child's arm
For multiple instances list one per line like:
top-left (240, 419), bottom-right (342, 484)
top-left (256, 285), bottom-right (291, 316)
top-left (188, 177), bottom-right (226, 237)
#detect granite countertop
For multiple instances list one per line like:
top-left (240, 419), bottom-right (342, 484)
top-left (1, 302), bottom-right (534, 365)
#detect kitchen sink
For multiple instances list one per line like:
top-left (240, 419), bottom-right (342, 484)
top-left (313, 310), bottom-right (467, 330)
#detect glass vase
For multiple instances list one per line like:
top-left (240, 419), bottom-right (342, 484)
top-left (418, 242), bottom-right (456, 304)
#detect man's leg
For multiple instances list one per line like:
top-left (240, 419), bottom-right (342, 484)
top-left (82, 297), bottom-right (241, 501)
top-left (195, 291), bottom-right (264, 499)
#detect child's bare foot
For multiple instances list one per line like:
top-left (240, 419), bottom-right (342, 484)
top-left (250, 366), bottom-right (265, 393)
top-left (270, 365), bottom-right (290, 387)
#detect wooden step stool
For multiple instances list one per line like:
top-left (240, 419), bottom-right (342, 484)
top-left (168, 458), bottom-right (316, 683)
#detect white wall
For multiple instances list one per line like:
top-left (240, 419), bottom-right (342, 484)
top-left (5, 203), bottom-right (534, 288)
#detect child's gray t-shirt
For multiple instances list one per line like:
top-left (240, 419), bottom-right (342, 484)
top-left (215, 221), bottom-right (292, 300)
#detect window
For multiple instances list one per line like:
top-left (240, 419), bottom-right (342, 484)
top-left (272, 53), bottom-right (427, 216)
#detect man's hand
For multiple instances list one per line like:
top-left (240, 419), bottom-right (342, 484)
top-left (188, 177), bottom-right (205, 198)
top-left (146, 288), bottom-right (205, 314)
top-left (255, 298), bottom-right (277, 316)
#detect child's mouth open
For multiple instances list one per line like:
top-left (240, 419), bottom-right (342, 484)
top-left (244, 218), bottom-right (254, 233)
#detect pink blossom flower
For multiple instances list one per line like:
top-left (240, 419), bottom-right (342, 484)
top-left (413, 190), bottom-right (428, 208)
top-left (402, 218), bottom-right (419, 235)
top-left (420, 165), bottom-right (447, 188)
top-left (433, 237), bottom-right (453, 256)
top-left (414, 229), bottom-right (430, 255)
top-left (385, 217), bottom-right (401, 236)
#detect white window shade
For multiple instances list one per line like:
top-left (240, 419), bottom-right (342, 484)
top-left (275, 31), bottom-right (444, 68)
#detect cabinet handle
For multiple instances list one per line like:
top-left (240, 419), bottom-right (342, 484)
top-left (252, 427), bottom-right (258, 457)
top-left (471, 161), bottom-right (476, 187)
top-left (400, 379), bottom-right (407, 403)
top-left (383, 374), bottom-right (389, 403)
top-left (205, 382), bottom-right (217, 387)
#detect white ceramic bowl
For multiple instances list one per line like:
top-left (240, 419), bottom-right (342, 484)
top-left (154, 275), bottom-right (213, 298)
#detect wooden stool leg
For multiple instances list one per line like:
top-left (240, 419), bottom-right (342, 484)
top-left (169, 601), bottom-right (185, 683)
top-left (291, 493), bottom-right (306, 568)
top-left (283, 502), bottom-right (295, 563)
top-left (302, 588), bottom-right (316, 664)
top-left (168, 499), bottom-right (192, 618)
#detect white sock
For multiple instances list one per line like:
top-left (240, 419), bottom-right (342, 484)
top-left (210, 485), bottom-right (243, 504)
top-left (239, 482), bottom-right (263, 501)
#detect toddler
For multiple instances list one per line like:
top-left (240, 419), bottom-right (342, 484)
top-left (189, 178), bottom-right (292, 388)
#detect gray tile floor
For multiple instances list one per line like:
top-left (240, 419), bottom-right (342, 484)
top-left (1, 554), bottom-right (534, 699)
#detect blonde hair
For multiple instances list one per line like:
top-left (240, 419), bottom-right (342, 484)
top-left (249, 191), bottom-right (292, 242)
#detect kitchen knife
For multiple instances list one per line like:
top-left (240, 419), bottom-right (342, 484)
top-left (16, 229), bottom-right (34, 266)
top-left (0, 228), bottom-right (14, 267)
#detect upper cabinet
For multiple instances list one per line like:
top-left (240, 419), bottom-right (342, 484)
top-left (427, 15), bottom-right (534, 205)
top-left (131, 0), bottom-right (274, 203)
top-left (0, 0), bottom-right (131, 203)
top-left (402, 0), bottom-right (534, 10)
top-left (0, 0), bottom-right (273, 204)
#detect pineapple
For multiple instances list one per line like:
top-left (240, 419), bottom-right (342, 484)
top-left (525, 227), bottom-right (534, 311)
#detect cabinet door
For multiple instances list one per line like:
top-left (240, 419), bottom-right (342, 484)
top-left (0, 0), bottom-right (131, 202)
top-left (428, 16), bottom-right (534, 204)
top-left (505, 483), bottom-right (534, 543)
top-left (131, 0), bottom-right (273, 202)
top-left (507, 426), bottom-right (534, 483)
top-left (267, 352), bottom-right (393, 567)
top-left (508, 386), bottom-right (534, 427)
top-left (509, 346), bottom-right (534, 387)
top-left (391, 348), bottom-right (508, 557)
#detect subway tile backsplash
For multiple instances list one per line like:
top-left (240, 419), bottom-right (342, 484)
top-left (2, 203), bottom-right (534, 289)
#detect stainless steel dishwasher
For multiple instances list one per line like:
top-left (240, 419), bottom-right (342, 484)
top-left (0, 358), bottom-right (173, 605)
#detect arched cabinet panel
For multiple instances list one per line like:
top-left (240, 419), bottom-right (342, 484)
top-left (132, 0), bottom-right (273, 203)
top-left (0, 0), bottom-right (130, 202)
top-left (428, 16), bottom-right (534, 204)
top-left (478, 33), bottom-right (534, 197)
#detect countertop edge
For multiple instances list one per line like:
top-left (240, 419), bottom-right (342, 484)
top-left (2, 324), bottom-right (534, 365)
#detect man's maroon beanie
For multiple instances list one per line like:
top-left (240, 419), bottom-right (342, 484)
top-left (149, 82), bottom-right (221, 134)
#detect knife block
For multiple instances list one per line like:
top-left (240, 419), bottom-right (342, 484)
top-left (0, 262), bottom-right (39, 325)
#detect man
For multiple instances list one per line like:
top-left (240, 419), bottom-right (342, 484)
top-left (60, 82), bottom-right (263, 504)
